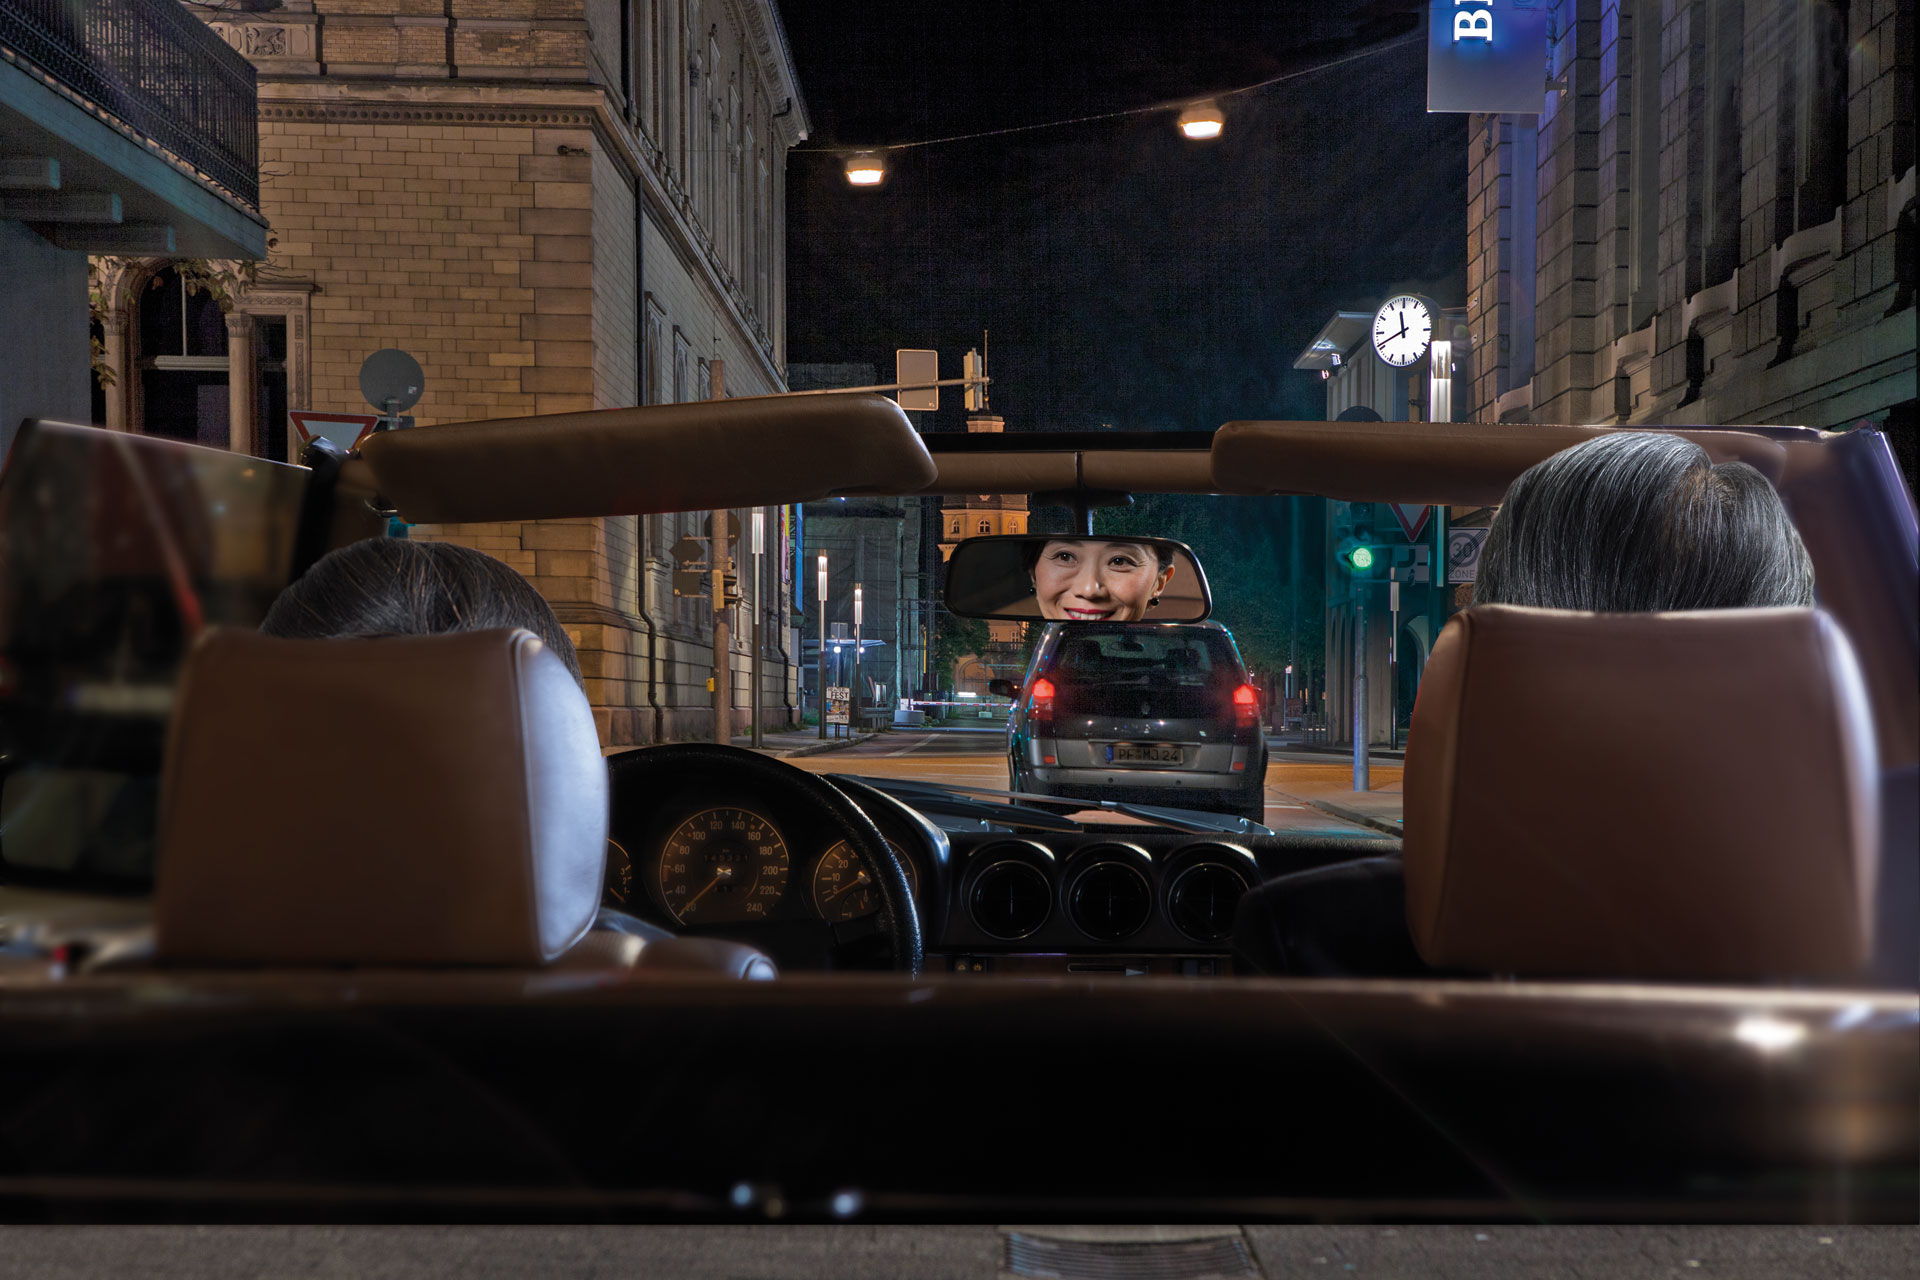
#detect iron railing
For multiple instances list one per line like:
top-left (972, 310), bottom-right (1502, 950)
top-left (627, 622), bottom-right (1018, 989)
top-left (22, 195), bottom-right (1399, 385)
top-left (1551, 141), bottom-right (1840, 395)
top-left (0, 0), bottom-right (258, 207)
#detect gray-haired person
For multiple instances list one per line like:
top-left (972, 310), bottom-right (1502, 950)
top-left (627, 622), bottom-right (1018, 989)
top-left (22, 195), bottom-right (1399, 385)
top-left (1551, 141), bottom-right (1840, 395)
top-left (1233, 432), bottom-right (1816, 978)
top-left (261, 537), bottom-right (584, 689)
top-left (1474, 432), bottom-right (1813, 612)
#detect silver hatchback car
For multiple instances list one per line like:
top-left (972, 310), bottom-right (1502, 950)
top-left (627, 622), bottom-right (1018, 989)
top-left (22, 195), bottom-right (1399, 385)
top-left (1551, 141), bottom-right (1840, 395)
top-left (998, 621), bottom-right (1268, 822)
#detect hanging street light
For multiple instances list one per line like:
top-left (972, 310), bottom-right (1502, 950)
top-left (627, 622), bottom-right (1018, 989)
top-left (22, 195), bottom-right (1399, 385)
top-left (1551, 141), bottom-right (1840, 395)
top-left (1176, 100), bottom-right (1224, 140)
top-left (844, 153), bottom-right (885, 185)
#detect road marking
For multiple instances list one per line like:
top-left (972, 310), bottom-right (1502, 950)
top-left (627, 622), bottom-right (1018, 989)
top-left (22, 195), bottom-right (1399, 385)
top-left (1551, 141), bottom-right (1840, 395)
top-left (886, 733), bottom-right (942, 757)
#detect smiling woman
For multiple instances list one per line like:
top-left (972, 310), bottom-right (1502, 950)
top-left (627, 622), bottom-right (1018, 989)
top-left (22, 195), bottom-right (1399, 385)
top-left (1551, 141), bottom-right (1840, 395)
top-left (1025, 538), bottom-right (1176, 621)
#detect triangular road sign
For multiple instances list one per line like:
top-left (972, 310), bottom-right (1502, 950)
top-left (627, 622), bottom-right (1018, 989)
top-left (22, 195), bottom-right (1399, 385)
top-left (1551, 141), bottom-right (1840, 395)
top-left (1389, 503), bottom-right (1432, 542)
top-left (289, 410), bottom-right (381, 453)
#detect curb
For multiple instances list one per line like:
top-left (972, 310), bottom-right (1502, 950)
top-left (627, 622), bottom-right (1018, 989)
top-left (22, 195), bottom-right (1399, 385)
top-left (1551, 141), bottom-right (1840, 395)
top-left (749, 732), bottom-right (879, 760)
top-left (1285, 793), bottom-right (1406, 839)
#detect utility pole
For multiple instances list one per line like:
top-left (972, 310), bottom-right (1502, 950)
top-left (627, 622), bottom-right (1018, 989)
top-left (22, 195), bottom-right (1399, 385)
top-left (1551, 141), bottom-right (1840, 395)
top-left (710, 359), bottom-right (729, 746)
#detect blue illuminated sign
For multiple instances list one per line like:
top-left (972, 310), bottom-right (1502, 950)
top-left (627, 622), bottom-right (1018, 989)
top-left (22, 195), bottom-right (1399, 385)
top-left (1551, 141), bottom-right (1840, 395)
top-left (1427, 0), bottom-right (1552, 115)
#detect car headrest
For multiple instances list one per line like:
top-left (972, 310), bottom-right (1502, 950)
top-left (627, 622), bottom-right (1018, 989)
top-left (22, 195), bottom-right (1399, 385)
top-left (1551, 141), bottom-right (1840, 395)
top-left (155, 627), bottom-right (607, 967)
top-left (1403, 606), bottom-right (1879, 982)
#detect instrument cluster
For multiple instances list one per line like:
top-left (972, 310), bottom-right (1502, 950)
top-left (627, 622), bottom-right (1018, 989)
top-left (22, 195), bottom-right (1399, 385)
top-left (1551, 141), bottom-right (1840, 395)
top-left (605, 803), bottom-right (924, 929)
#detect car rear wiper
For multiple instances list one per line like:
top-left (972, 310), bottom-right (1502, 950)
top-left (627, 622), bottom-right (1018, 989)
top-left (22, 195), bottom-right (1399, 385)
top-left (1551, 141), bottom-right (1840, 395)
top-left (834, 775), bottom-right (1272, 837)
top-left (832, 775), bottom-right (1084, 832)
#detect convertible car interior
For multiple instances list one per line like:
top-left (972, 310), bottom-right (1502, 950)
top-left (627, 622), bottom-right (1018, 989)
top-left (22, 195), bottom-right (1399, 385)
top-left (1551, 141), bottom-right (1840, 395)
top-left (0, 401), bottom-right (1913, 1223)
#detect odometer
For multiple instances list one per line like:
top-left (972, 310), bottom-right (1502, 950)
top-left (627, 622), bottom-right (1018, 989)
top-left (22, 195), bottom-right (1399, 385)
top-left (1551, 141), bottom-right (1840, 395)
top-left (654, 807), bottom-right (790, 924)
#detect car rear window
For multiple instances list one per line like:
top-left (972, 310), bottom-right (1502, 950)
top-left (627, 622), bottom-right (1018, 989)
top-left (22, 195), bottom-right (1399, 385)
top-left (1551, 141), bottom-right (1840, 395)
top-left (1040, 628), bottom-right (1244, 720)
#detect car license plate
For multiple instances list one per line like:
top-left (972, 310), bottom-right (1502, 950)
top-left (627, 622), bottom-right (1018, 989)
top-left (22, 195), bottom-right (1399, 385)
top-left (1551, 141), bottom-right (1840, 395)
top-left (1107, 743), bottom-right (1182, 765)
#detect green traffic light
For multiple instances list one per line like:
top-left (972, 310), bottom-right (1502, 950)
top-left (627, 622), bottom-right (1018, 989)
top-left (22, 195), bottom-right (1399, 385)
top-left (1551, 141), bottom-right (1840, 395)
top-left (1349, 545), bottom-right (1374, 570)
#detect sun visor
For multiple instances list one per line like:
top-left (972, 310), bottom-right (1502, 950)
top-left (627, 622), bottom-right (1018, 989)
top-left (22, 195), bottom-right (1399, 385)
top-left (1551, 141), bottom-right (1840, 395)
top-left (1209, 421), bottom-right (1788, 506)
top-left (353, 393), bottom-right (936, 522)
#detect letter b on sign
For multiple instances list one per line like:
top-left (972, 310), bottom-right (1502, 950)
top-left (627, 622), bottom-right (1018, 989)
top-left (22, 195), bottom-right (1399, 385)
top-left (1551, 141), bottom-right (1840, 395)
top-left (1454, 10), bottom-right (1493, 42)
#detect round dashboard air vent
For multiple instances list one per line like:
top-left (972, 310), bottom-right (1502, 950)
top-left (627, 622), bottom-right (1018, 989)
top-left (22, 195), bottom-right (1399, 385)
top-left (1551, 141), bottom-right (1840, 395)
top-left (969, 861), bottom-right (1053, 940)
top-left (1067, 860), bottom-right (1154, 942)
top-left (1167, 861), bottom-right (1253, 942)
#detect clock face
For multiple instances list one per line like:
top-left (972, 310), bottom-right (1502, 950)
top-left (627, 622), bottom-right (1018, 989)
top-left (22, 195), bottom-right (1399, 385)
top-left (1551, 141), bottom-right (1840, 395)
top-left (1372, 295), bottom-right (1433, 368)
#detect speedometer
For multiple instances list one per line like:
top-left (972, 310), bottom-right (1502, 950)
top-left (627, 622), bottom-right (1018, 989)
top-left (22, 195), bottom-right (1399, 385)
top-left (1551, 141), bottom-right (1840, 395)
top-left (655, 807), bottom-right (791, 924)
top-left (811, 840), bottom-right (918, 922)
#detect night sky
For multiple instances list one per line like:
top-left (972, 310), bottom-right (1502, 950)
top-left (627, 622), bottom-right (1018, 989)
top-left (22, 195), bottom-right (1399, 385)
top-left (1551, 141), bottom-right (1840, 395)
top-left (778, 1), bottom-right (1467, 434)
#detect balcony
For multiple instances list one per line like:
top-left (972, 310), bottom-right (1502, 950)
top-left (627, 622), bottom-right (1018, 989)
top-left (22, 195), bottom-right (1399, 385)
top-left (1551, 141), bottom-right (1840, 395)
top-left (0, 0), bottom-right (263, 257)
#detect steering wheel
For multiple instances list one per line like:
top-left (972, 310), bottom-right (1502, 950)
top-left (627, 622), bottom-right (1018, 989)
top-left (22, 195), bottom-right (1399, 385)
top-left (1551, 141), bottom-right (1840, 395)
top-left (605, 743), bottom-right (923, 976)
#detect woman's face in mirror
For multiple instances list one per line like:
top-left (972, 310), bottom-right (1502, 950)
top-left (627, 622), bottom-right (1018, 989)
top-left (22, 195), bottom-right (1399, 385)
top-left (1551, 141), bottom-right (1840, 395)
top-left (1031, 540), bottom-right (1176, 622)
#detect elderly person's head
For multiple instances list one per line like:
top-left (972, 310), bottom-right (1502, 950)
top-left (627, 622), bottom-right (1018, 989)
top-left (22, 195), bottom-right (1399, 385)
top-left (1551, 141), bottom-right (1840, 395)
top-left (1474, 433), bottom-right (1814, 612)
top-left (261, 538), bottom-right (583, 687)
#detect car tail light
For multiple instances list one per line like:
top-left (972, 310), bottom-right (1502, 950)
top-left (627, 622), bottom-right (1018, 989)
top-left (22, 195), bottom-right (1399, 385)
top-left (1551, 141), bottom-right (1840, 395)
top-left (1029, 677), bottom-right (1056, 732)
top-left (1232, 683), bottom-right (1259, 735)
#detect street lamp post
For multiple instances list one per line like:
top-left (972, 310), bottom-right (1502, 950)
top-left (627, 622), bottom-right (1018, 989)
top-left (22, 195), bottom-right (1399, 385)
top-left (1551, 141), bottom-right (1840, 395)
top-left (853, 583), bottom-right (863, 739)
top-left (816, 554), bottom-right (828, 741)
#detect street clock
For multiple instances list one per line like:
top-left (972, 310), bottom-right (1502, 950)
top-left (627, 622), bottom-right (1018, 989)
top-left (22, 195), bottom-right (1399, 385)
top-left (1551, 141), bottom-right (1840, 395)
top-left (1371, 294), bottom-right (1434, 368)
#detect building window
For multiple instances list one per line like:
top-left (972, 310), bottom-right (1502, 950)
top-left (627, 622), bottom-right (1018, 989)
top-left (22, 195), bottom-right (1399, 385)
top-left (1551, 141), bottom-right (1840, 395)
top-left (254, 315), bottom-right (288, 463)
top-left (1796, 0), bottom-right (1847, 232)
top-left (977, 519), bottom-right (990, 534)
top-left (1701, 0), bottom-right (1744, 288)
top-left (1627, 0), bottom-right (1661, 326)
top-left (672, 326), bottom-right (689, 403)
top-left (137, 266), bottom-right (228, 446)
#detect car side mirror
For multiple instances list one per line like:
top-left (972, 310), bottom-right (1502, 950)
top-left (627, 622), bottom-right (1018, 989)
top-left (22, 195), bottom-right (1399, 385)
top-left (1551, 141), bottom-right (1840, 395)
top-left (988, 678), bottom-right (1019, 699)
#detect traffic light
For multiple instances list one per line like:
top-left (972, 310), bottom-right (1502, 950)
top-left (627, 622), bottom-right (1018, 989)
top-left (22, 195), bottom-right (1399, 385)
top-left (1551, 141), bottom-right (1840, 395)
top-left (963, 349), bottom-right (985, 412)
top-left (1336, 537), bottom-right (1378, 574)
top-left (1332, 502), bottom-right (1379, 576)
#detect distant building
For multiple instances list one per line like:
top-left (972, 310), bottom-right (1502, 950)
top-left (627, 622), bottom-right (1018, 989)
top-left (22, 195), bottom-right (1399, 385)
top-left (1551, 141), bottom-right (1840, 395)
top-left (790, 362), bottom-right (934, 712)
top-left (97, 1), bottom-right (810, 745)
top-left (1294, 302), bottom-right (1465, 747)
top-left (0, 0), bottom-right (266, 456)
top-left (1465, 0), bottom-right (1915, 448)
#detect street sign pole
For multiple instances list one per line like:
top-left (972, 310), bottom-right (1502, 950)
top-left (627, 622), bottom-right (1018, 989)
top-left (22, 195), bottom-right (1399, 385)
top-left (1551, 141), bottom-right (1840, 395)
top-left (853, 583), bottom-right (863, 739)
top-left (1388, 578), bottom-right (1401, 753)
top-left (751, 508), bottom-right (764, 749)
top-left (710, 360), bottom-right (729, 746)
top-left (1353, 590), bottom-right (1370, 793)
top-left (816, 555), bottom-right (828, 740)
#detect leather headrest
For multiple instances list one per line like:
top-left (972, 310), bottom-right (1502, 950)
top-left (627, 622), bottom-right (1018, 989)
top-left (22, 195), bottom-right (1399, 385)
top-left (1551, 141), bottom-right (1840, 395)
top-left (155, 628), bottom-right (607, 966)
top-left (1404, 606), bottom-right (1879, 982)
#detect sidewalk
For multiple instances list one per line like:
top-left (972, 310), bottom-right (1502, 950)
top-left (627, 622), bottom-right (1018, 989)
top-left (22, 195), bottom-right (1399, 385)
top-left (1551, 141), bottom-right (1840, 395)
top-left (1267, 762), bottom-right (1405, 837)
top-left (729, 727), bottom-right (878, 759)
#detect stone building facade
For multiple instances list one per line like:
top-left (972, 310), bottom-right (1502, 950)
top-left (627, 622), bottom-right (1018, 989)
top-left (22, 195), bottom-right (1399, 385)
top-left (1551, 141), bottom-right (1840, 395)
top-left (90, 1), bottom-right (808, 745)
top-left (1465, 0), bottom-right (1915, 445)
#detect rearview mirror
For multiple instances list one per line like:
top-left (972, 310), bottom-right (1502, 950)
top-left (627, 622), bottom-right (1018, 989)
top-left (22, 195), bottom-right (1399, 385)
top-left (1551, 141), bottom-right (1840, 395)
top-left (987, 678), bottom-right (1019, 699)
top-left (944, 535), bottom-right (1211, 623)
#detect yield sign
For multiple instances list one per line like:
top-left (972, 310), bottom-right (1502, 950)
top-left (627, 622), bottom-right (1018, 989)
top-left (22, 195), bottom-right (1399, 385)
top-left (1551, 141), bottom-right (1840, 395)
top-left (1388, 503), bottom-right (1432, 542)
top-left (289, 410), bottom-right (381, 453)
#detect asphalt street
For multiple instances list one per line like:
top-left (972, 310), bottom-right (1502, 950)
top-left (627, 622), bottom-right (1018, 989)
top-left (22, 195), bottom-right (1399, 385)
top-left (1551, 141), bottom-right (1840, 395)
top-left (788, 724), bottom-right (1403, 836)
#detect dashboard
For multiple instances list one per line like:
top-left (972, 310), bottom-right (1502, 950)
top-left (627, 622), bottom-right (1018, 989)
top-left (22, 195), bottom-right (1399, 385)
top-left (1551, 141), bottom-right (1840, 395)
top-left (605, 754), bottom-right (1395, 975)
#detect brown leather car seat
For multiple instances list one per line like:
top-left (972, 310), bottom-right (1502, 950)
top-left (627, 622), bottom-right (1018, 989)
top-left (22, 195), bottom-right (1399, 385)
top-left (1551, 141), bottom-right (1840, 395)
top-left (1403, 605), bottom-right (1880, 982)
top-left (153, 627), bottom-right (772, 977)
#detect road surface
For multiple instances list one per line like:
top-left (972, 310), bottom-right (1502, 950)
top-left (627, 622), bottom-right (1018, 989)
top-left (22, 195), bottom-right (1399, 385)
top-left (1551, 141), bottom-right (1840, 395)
top-left (790, 724), bottom-right (1400, 837)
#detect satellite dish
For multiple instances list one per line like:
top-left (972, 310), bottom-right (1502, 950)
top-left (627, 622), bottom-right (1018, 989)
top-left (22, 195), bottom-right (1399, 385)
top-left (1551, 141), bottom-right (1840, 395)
top-left (359, 348), bottom-right (424, 412)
